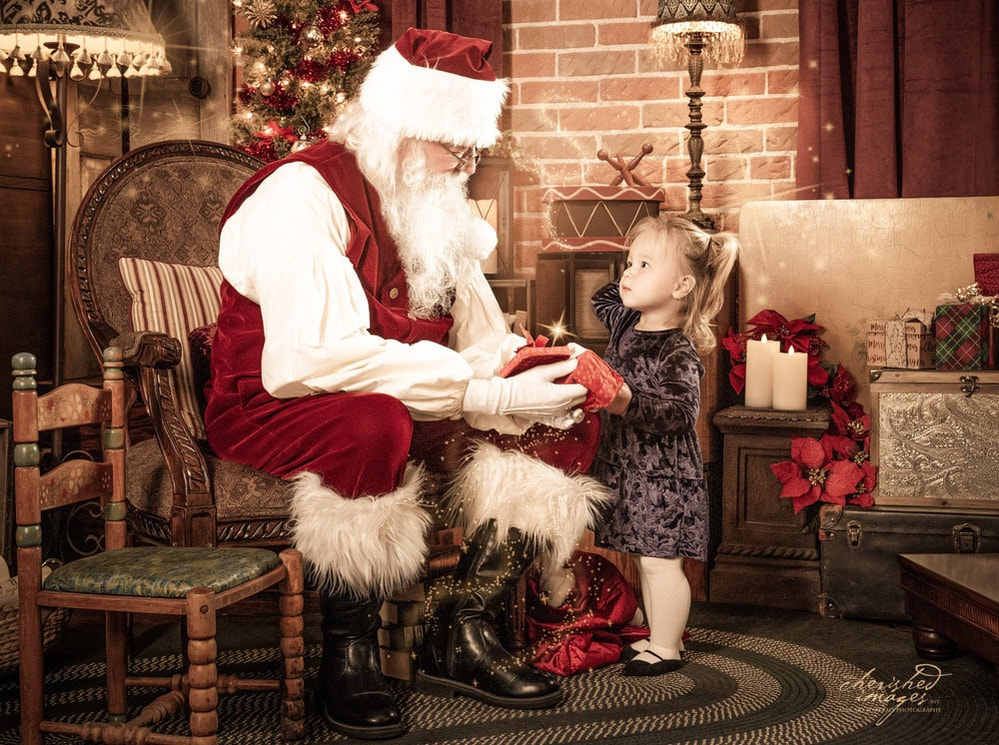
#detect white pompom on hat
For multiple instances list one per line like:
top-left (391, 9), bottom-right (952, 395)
top-left (358, 27), bottom-right (509, 148)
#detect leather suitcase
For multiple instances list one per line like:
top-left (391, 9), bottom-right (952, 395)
top-left (818, 504), bottom-right (999, 620)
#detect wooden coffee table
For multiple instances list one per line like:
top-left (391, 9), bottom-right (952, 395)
top-left (898, 553), bottom-right (999, 669)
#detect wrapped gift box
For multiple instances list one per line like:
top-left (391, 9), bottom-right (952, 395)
top-left (934, 303), bottom-right (991, 370)
top-left (866, 320), bottom-right (887, 367)
top-left (866, 310), bottom-right (934, 369)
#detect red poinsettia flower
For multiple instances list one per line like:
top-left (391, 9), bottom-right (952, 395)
top-left (849, 491), bottom-right (875, 508)
top-left (720, 328), bottom-right (748, 394)
top-left (823, 433), bottom-right (857, 460)
top-left (770, 437), bottom-right (831, 514)
top-left (829, 400), bottom-right (870, 442)
top-left (771, 435), bottom-right (865, 514)
top-left (821, 364), bottom-right (857, 405)
top-left (746, 310), bottom-right (824, 354)
top-left (859, 460), bottom-right (877, 492)
top-left (807, 356), bottom-right (831, 388)
top-left (847, 459), bottom-right (877, 507)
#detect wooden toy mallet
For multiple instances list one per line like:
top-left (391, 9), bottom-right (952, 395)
top-left (597, 143), bottom-right (654, 186)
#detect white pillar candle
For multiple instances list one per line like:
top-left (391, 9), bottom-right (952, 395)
top-left (772, 346), bottom-right (809, 411)
top-left (744, 334), bottom-right (780, 408)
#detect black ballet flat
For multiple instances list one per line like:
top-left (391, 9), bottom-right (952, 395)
top-left (619, 645), bottom-right (642, 663)
top-left (622, 649), bottom-right (683, 677)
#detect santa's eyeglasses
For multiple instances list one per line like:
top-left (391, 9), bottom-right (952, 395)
top-left (439, 143), bottom-right (481, 170)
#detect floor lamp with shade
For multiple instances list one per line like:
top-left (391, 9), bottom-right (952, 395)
top-left (652, 0), bottom-right (744, 231)
top-left (0, 0), bottom-right (170, 392)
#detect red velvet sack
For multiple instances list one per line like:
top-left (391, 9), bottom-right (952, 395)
top-left (526, 552), bottom-right (648, 676)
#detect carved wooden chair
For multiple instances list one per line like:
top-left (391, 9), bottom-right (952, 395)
top-left (13, 347), bottom-right (305, 745)
top-left (68, 140), bottom-right (292, 549)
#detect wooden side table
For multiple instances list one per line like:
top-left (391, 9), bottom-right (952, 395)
top-left (709, 405), bottom-right (830, 611)
top-left (898, 553), bottom-right (999, 672)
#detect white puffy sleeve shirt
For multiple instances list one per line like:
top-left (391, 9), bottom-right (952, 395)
top-left (218, 160), bottom-right (525, 431)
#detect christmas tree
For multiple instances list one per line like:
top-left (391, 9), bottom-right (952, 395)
top-left (231, 0), bottom-right (380, 161)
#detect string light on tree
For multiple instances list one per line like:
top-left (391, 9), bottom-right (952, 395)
top-left (230, 0), bottom-right (379, 162)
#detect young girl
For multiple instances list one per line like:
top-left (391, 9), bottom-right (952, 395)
top-left (591, 215), bottom-right (739, 677)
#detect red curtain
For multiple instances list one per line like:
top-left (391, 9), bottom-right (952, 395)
top-left (797, 0), bottom-right (999, 199)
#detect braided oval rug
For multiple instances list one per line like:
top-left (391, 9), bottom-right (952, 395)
top-left (1, 605), bottom-right (996, 744)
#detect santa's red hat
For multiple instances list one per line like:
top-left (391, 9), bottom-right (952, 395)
top-left (358, 27), bottom-right (508, 148)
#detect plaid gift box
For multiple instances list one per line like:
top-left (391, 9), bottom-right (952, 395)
top-left (933, 303), bottom-right (991, 370)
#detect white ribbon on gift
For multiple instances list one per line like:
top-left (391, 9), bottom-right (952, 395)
top-left (936, 282), bottom-right (998, 306)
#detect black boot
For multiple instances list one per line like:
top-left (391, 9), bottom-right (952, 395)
top-left (416, 520), bottom-right (562, 709)
top-left (317, 591), bottom-right (406, 740)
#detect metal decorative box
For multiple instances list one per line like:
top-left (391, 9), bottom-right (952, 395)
top-left (869, 369), bottom-right (999, 508)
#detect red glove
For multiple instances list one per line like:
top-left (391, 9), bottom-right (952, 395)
top-left (563, 350), bottom-right (624, 411)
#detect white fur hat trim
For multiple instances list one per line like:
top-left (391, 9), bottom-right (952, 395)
top-left (358, 43), bottom-right (508, 148)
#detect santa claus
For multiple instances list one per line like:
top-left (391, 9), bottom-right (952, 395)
top-left (205, 27), bottom-right (611, 740)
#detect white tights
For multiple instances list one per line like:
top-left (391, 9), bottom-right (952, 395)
top-left (629, 554), bottom-right (689, 664)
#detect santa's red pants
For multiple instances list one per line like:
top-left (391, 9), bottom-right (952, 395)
top-left (208, 388), bottom-right (600, 498)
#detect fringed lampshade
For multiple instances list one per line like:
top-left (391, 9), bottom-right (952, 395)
top-left (0, 0), bottom-right (170, 80)
top-left (652, 0), bottom-right (745, 66)
top-left (1, 1), bottom-right (170, 392)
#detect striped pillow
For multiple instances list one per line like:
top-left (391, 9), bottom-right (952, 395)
top-left (118, 258), bottom-right (224, 440)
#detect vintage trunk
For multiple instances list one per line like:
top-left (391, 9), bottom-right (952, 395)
top-left (819, 369), bottom-right (999, 620)
top-left (819, 505), bottom-right (999, 620)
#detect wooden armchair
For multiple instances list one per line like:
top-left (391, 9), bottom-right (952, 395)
top-left (13, 348), bottom-right (305, 744)
top-left (66, 140), bottom-right (542, 653)
top-left (67, 140), bottom-right (293, 549)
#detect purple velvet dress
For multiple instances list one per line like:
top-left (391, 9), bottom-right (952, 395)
top-left (591, 282), bottom-right (708, 561)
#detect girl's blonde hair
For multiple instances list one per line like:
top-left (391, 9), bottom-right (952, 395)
top-left (628, 215), bottom-right (739, 354)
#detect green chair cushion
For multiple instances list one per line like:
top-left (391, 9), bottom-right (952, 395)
top-left (43, 547), bottom-right (282, 598)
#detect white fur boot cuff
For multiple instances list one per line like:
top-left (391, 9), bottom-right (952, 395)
top-left (289, 464), bottom-right (431, 598)
top-left (447, 442), bottom-right (611, 571)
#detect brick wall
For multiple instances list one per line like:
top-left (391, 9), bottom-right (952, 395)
top-left (503, 0), bottom-right (799, 274)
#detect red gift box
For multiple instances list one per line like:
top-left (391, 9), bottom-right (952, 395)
top-left (499, 334), bottom-right (623, 411)
top-left (564, 350), bottom-right (624, 411)
top-left (974, 253), bottom-right (999, 296)
top-left (498, 333), bottom-right (572, 377)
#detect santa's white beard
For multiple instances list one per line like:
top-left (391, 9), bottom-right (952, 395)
top-left (381, 167), bottom-right (477, 319)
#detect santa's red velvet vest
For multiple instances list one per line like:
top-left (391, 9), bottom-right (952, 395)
top-left (205, 141), bottom-right (454, 417)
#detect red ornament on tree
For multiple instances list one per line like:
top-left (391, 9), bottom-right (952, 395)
top-left (332, 49), bottom-right (359, 71)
